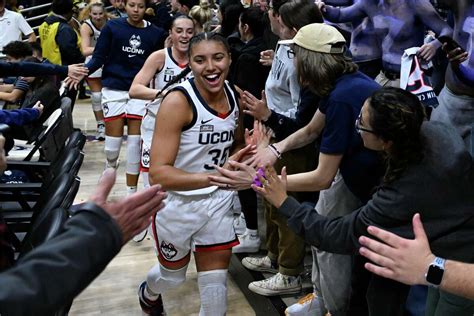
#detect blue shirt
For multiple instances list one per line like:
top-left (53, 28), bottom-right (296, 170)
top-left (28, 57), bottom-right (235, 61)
top-left (319, 71), bottom-right (383, 201)
top-left (86, 18), bottom-right (166, 91)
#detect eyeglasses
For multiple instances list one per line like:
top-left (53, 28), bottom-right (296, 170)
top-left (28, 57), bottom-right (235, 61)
top-left (287, 48), bottom-right (295, 59)
top-left (355, 113), bottom-right (375, 134)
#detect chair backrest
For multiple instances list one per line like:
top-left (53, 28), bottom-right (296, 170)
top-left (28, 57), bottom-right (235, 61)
top-left (19, 207), bottom-right (69, 256)
top-left (46, 148), bottom-right (83, 187)
top-left (24, 108), bottom-right (63, 161)
top-left (30, 172), bottom-right (76, 225)
top-left (41, 104), bottom-right (74, 162)
top-left (64, 129), bottom-right (86, 152)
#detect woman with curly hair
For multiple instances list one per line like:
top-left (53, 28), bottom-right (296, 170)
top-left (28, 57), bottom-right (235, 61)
top-left (255, 86), bottom-right (474, 315)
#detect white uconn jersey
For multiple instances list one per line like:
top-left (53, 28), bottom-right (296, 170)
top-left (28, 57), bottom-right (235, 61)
top-left (84, 19), bottom-right (101, 47)
top-left (171, 78), bottom-right (239, 195)
top-left (147, 47), bottom-right (190, 116)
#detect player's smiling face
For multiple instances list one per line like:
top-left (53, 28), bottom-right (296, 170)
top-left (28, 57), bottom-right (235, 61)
top-left (90, 5), bottom-right (105, 25)
top-left (171, 18), bottom-right (195, 54)
top-left (189, 39), bottom-right (231, 96)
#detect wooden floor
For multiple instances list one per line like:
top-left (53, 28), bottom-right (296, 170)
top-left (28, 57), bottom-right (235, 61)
top-left (68, 99), bottom-right (256, 316)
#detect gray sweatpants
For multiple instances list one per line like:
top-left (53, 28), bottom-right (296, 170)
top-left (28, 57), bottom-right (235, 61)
top-left (311, 172), bottom-right (362, 316)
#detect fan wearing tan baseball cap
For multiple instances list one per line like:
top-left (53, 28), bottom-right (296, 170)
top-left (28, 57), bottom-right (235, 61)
top-left (278, 22), bottom-right (346, 54)
top-left (257, 22), bottom-right (384, 316)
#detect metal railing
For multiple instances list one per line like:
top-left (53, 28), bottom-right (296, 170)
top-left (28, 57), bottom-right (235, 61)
top-left (20, 2), bottom-right (51, 14)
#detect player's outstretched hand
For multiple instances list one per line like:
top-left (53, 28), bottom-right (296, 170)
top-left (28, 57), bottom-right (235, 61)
top-left (67, 63), bottom-right (88, 81)
top-left (89, 168), bottom-right (167, 243)
top-left (209, 160), bottom-right (256, 191)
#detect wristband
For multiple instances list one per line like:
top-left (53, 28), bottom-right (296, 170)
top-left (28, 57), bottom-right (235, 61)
top-left (268, 144), bottom-right (282, 159)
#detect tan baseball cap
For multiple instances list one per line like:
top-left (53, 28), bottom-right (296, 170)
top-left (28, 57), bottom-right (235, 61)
top-left (279, 23), bottom-right (346, 54)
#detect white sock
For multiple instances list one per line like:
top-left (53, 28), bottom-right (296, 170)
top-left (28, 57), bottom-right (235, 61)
top-left (127, 186), bottom-right (137, 196)
top-left (142, 171), bottom-right (150, 188)
top-left (144, 284), bottom-right (160, 301)
top-left (104, 136), bottom-right (122, 168)
top-left (126, 134), bottom-right (141, 175)
top-left (198, 269), bottom-right (228, 316)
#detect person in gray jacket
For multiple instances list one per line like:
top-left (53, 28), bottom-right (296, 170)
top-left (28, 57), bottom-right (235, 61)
top-left (254, 87), bottom-right (474, 316)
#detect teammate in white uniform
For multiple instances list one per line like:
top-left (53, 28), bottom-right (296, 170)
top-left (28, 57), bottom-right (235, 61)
top-left (130, 15), bottom-right (195, 189)
top-left (137, 32), bottom-right (245, 316)
top-left (80, 2), bottom-right (107, 140)
top-left (129, 15), bottom-right (194, 242)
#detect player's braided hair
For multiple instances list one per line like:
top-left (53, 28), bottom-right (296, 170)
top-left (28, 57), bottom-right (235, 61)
top-left (368, 88), bottom-right (426, 184)
top-left (156, 66), bottom-right (192, 98)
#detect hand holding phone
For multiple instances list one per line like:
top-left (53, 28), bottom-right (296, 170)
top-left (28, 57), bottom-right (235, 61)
top-left (438, 36), bottom-right (465, 53)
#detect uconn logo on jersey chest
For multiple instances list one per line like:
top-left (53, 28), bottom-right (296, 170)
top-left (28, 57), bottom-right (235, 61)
top-left (163, 67), bottom-right (188, 84)
top-left (199, 125), bottom-right (235, 144)
top-left (123, 34), bottom-right (145, 56)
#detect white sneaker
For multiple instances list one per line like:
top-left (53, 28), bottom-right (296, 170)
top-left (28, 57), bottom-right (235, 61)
top-left (233, 213), bottom-right (246, 235)
top-left (248, 273), bottom-right (302, 296)
top-left (241, 256), bottom-right (278, 273)
top-left (96, 123), bottom-right (105, 141)
top-left (133, 227), bottom-right (148, 242)
top-left (285, 293), bottom-right (324, 316)
top-left (233, 233), bottom-right (261, 253)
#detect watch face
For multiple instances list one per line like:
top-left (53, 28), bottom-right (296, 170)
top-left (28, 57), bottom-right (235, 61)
top-left (426, 265), bottom-right (444, 285)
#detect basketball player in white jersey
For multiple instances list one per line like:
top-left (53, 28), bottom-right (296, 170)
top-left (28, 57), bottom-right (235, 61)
top-left (137, 32), bottom-right (246, 316)
top-left (129, 15), bottom-right (194, 242)
top-left (129, 15), bottom-right (195, 190)
top-left (80, 1), bottom-right (107, 140)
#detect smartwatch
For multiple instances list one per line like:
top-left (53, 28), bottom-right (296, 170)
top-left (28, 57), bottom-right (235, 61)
top-left (425, 256), bottom-right (445, 287)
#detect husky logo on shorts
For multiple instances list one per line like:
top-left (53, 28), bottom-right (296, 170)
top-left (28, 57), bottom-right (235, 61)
top-left (142, 148), bottom-right (150, 168)
top-left (103, 104), bottom-right (109, 115)
top-left (160, 241), bottom-right (178, 260)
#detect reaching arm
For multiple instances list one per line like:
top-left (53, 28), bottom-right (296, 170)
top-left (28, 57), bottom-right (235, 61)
top-left (0, 88), bottom-right (26, 103)
top-left (129, 50), bottom-right (166, 100)
top-left (0, 108), bottom-right (40, 126)
top-left (264, 86), bottom-right (320, 140)
top-left (286, 153), bottom-right (342, 192)
top-left (274, 109), bottom-right (325, 155)
top-left (2, 61), bottom-right (87, 86)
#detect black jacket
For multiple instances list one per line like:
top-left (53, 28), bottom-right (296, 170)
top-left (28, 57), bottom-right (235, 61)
top-left (228, 36), bottom-right (269, 99)
top-left (0, 203), bottom-right (123, 316)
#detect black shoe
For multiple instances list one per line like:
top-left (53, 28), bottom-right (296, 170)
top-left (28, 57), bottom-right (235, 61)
top-left (138, 281), bottom-right (166, 316)
top-left (78, 93), bottom-right (90, 99)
